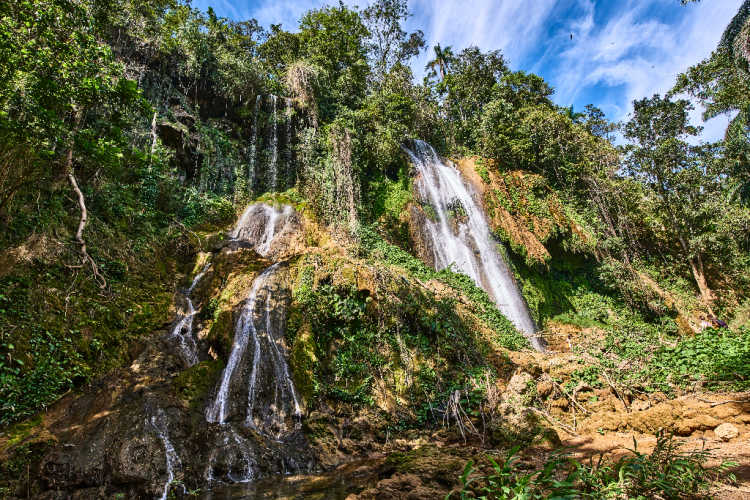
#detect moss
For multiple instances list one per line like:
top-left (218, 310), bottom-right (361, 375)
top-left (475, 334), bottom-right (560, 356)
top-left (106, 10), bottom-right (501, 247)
top-left (0, 251), bottom-right (175, 425)
top-left (173, 360), bottom-right (224, 409)
top-left (1, 416), bottom-right (42, 452)
top-left (289, 323), bottom-right (318, 402)
top-left (206, 308), bottom-right (234, 356)
top-left (0, 437), bottom-right (55, 491)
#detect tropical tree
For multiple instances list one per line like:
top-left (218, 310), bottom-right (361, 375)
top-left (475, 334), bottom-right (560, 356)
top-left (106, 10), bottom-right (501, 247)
top-left (425, 43), bottom-right (454, 82)
top-left (0, 0), bottom-right (143, 285)
top-left (362, 0), bottom-right (425, 84)
top-left (623, 95), bottom-right (724, 311)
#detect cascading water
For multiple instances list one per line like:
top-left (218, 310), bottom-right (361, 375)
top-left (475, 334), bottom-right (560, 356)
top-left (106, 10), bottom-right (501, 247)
top-left (230, 203), bottom-right (294, 257)
top-left (205, 262), bottom-right (301, 435)
top-left (404, 140), bottom-right (544, 351)
top-left (205, 263), bottom-right (280, 425)
top-left (245, 274), bottom-right (302, 437)
top-left (203, 204), bottom-right (309, 483)
top-left (269, 95), bottom-right (279, 192)
top-left (168, 263), bottom-right (210, 366)
top-left (284, 98), bottom-right (294, 186)
top-left (248, 94), bottom-right (262, 192)
top-left (149, 408), bottom-right (184, 500)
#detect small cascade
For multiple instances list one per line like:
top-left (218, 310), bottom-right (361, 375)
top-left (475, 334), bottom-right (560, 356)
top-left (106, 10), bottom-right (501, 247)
top-left (284, 98), bottom-right (294, 186)
top-left (248, 94), bottom-right (262, 192)
top-left (245, 271), bottom-right (302, 436)
top-left (149, 408), bottom-right (184, 500)
top-left (204, 424), bottom-right (258, 483)
top-left (205, 261), bottom-right (301, 436)
top-left (404, 140), bottom-right (544, 351)
top-left (269, 95), bottom-right (279, 192)
top-left (229, 203), bottom-right (294, 257)
top-left (206, 263), bottom-right (280, 424)
top-left (202, 204), bottom-right (310, 484)
top-left (168, 262), bottom-right (210, 366)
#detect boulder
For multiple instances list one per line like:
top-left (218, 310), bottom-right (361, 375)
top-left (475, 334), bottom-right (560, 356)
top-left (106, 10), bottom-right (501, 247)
top-left (714, 423), bottom-right (739, 441)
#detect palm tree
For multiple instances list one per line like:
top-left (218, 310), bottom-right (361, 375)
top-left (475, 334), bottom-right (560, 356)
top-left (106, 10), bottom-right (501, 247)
top-left (425, 44), bottom-right (453, 82)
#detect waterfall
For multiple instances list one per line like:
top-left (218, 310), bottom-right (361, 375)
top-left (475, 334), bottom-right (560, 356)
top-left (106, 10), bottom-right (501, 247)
top-left (149, 408), bottom-right (184, 500)
top-left (248, 94), bottom-right (262, 192)
top-left (269, 95), bottom-right (279, 192)
top-left (168, 263), bottom-right (210, 366)
top-left (230, 203), bottom-right (294, 257)
top-left (205, 261), bottom-right (301, 438)
top-left (404, 140), bottom-right (544, 351)
top-left (204, 424), bottom-right (257, 484)
top-left (206, 264), bottom-right (280, 424)
top-left (285, 98), bottom-right (294, 186)
top-left (245, 274), bottom-right (302, 437)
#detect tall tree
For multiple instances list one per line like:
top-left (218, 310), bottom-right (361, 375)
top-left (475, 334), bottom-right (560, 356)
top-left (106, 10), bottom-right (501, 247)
top-left (362, 0), bottom-right (425, 83)
top-left (623, 95), bottom-right (718, 311)
top-left (425, 43), bottom-right (454, 82)
top-left (297, 3), bottom-right (370, 117)
top-left (0, 0), bottom-right (142, 285)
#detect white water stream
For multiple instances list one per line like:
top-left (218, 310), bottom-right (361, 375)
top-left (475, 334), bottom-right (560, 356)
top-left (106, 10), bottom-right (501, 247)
top-left (169, 263), bottom-right (210, 366)
top-left (404, 140), bottom-right (544, 350)
top-left (206, 263), bottom-right (280, 424)
top-left (248, 94), bottom-right (262, 191)
top-left (230, 203), bottom-right (294, 257)
top-left (269, 95), bottom-right (278, 191)
top-left (149, 408), bottom-right (184, 500)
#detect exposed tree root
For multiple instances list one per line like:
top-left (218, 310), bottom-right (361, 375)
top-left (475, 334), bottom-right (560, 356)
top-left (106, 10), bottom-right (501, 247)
top-left (67, 147), bottom-right (106, 289)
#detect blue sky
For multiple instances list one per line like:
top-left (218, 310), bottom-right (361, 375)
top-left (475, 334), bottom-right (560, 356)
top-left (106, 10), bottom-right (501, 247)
top-left (191, 0), bottom-right (743, 141)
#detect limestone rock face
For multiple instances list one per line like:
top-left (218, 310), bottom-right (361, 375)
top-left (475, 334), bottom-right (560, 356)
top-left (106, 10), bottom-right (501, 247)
top-left (714, 422), bottom-right (739, 441)
top-left (13, 206), bottom-right (316, 498)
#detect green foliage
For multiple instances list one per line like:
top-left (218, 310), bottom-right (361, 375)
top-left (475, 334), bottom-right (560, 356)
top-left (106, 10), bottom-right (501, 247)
top-left (645, 328), bottom-right (750, 391)
top-left (452, 432), bottom-right (735, 499)
top-left (289, 253), bottom-right (508, 423)
top-left (297, 3), bottom-right (370, 119)
top-left (357, 226), bottom-right (529, 350)
top-left (564, 365), bottom-right (603, 392)
top-left (173, 360), bottom-right (224, 409)
top-left (0, 252), bottom-right (173, 425)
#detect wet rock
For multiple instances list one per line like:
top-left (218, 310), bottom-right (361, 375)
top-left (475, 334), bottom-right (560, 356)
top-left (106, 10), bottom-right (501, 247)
top-left (714, 423), bottom-right (739, 441)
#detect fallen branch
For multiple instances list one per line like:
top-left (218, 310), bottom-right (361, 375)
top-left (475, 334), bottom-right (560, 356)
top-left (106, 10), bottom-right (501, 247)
top-left (696, 395), bottom-right (750, 407)
top-left (543, 373), bottom-right (591, 415)
top-left (602, 369), bottom-right (630, 412)
top-left (529, 407), bottom-right (578, 436)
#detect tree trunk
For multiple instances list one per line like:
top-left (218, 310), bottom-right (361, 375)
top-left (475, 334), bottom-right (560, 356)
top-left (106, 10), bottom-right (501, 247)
top-left (678, 234), bottom-right (713, 314)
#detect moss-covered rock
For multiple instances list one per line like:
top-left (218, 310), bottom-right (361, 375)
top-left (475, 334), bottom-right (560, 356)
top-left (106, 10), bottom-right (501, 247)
top-left (173, 360), bottom-right (224, 409)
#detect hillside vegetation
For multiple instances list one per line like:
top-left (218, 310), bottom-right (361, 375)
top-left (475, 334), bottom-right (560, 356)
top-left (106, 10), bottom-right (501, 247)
top-left (1, 0), bottom-right (750, 498)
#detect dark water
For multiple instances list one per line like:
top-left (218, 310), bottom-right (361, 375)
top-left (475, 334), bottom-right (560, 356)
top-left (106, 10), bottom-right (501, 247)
top-left (199, 459), bottom-right (382, 499)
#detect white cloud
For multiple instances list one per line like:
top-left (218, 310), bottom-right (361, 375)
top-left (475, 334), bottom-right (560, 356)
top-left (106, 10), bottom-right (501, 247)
top-left (550, 0), bottom-right (742, 141)
top-left (406, 0), bottom-right (558, 78)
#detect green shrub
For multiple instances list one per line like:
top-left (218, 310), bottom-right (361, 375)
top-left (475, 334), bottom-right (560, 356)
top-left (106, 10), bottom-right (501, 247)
top-left (451, 432), bottom-right (736, 499)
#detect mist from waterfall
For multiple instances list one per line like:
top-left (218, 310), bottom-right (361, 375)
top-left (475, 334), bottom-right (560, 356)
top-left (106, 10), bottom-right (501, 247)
top-left (404, 140), bottom-right (544, 351)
